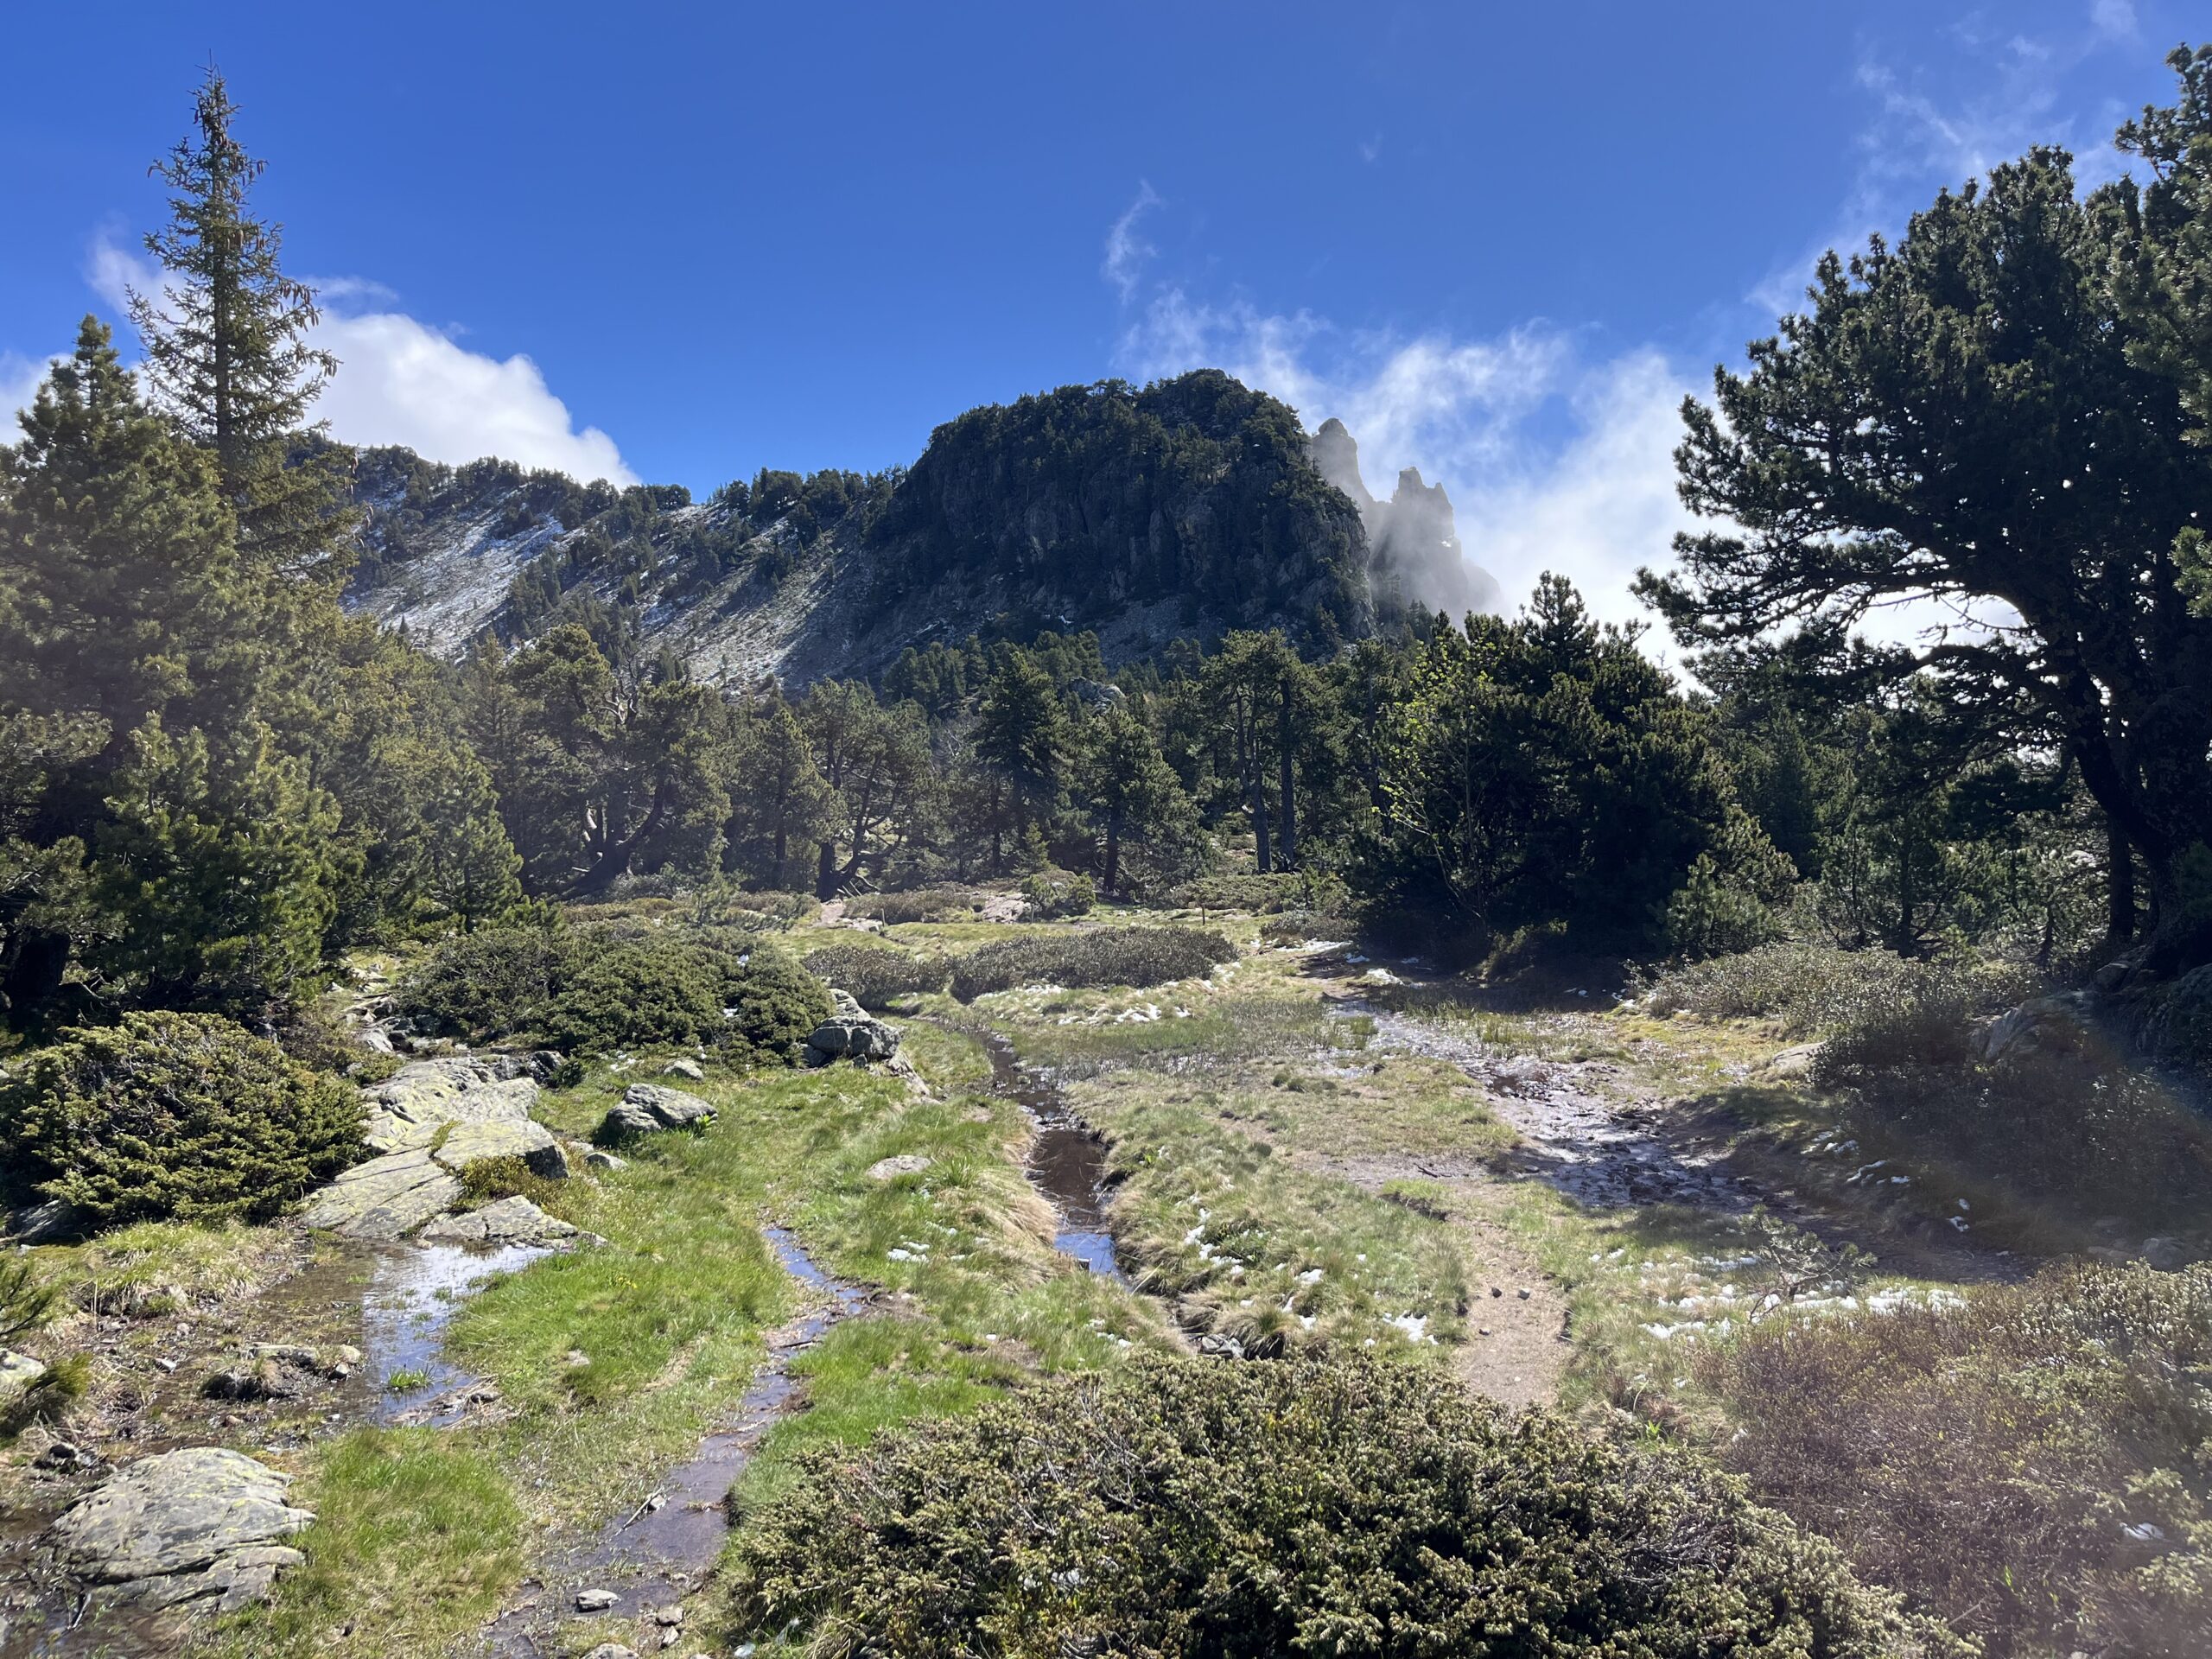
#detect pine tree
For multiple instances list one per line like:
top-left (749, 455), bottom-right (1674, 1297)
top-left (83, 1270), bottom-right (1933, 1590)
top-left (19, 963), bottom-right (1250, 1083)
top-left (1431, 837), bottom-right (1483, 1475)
top-left (130, 67), bottom-right (352, 584)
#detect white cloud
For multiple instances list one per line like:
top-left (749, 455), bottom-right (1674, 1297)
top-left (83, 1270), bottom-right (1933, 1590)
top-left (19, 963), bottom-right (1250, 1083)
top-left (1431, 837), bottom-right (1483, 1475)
top-left (310, 311), bottom-right (634, 484)
top-left (86, 233), bottom-right (635, 485)
top-left (1115, 282), bottom-right (1695, 629)
top-left (3, 350), bottom-right (60, 432)
top-left (1102, 182), bottom-right (1163, 303)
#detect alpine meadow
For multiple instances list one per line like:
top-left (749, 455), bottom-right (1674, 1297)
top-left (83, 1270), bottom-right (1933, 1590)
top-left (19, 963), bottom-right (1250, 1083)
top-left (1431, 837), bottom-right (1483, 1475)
top-left (4, 24), bottom-right (2212, 1659)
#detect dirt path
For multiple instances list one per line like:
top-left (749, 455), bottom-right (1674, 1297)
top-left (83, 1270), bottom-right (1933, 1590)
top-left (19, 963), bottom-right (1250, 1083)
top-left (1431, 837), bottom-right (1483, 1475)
top-left (1333, 992), bottom-right (2015, 1290)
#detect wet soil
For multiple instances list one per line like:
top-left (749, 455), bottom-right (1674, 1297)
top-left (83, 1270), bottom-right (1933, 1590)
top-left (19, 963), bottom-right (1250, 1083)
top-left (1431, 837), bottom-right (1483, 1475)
top-left (976, 1032), bottom-right (1128, 1283)
top-left (476, 1228), bottom-right (867, 1656)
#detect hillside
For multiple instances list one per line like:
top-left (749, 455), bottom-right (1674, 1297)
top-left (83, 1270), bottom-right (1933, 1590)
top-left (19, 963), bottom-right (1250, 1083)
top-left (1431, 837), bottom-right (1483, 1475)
top-left (342, 371), bottom-right (1499, 683)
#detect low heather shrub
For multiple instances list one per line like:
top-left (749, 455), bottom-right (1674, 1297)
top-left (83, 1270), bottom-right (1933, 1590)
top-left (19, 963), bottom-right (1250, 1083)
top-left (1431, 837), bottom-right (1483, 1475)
top-left (1697, 1263), bottom-right (2212, 1657)
top-left (799, 941), bottom-right (950, 1009)
top-left (844, 887), bottom-right (986, 925)
top-left (726, 1353), bottom-right (1946, 1656)
top-left (402, 924), bottom-right (829, 1060)
top-left (0, 1013), bottom-right (363, 1228)
top-left (950, 926), bottom-right (1235, 1001)
top-left (1637, 943), bottom-right (2030, 1039)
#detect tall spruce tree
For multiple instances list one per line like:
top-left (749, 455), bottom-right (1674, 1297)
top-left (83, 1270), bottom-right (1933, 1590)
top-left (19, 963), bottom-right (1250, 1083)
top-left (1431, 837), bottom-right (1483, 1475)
top-left (129, 67), bottom-right (351, 585)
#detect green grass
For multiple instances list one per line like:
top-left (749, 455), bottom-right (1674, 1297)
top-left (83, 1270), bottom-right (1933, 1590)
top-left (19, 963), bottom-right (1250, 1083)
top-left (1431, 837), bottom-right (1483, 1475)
top-left (211, 1431), bottom-right (525, 1657)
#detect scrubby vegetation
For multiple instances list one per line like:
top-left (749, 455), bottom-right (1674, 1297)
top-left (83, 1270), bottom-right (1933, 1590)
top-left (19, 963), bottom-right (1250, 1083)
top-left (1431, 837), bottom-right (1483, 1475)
top-left (1697, 1264), bottom-right (2212, 1657)
top-left (397, 923), bottom-right (829, 1058)
top-left (728, 1353), bottom-right (1944, 1656)
top-left (0, 1012), bottom-right (362, 1226)
top-left (801, 940), bottom-right (950, 1008)
top-left (950, 926), bottom-right (1235, 1001)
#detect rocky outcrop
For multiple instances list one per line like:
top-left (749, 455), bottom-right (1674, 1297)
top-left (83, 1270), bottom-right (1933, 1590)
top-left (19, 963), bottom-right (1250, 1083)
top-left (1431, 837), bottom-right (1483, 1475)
top-left (434, 1117), bottom-right (569, 1181)
top-left (804, 990), bottom-right (901, 1065)
top-left (307, 1058), bottom-right (570, 1238)
top-left (1308, 416), bottom-right (1502, 621)
top-left (419, 1196), bottom-right (601, 1249)
top-left (1976, 991), bottom-right (2106, 1065)
top-left (601, 1083), bottom-right (717, 1141)
top-left (364, 1058), bottom-right (542, 1154)
top-left (302, 1148), bottom-right (463, 1240)
top-left (48, 1447), bottom-right (313, 1615)
top-left (0, 1350), bottom-right (49, 1412)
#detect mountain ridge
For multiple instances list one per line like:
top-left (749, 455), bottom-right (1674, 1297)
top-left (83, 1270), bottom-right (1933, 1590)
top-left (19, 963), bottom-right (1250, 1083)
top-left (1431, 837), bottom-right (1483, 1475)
top-left (343, 371), bottom-right (1503, 683)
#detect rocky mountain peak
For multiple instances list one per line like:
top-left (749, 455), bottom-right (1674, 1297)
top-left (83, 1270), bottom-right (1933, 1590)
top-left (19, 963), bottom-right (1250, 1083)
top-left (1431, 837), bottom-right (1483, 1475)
top-left (1306, 423), bottom-right (1502, 621)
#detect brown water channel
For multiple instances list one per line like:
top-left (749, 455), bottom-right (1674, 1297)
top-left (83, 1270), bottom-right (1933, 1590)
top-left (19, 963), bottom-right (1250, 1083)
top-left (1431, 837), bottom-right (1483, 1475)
top-left (975, 1029), bottom-right (1129, 1283)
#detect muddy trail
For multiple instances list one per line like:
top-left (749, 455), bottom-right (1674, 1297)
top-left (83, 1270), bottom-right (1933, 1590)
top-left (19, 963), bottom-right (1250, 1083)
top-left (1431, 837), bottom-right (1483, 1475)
top-left (476, 1227), bottom-right (868, 1657)
top-left (1336, 995), bottom-right (2015, 1286)
top-left (478, 1035), bottom-right (1135, 1650)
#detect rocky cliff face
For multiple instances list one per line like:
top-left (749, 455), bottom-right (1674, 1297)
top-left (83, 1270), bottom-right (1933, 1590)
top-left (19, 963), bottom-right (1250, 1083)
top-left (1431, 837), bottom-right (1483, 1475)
top-left (343, 373), bottom-right (1454, 684)
top-left (1307, 417), bottom-right (1503, 621)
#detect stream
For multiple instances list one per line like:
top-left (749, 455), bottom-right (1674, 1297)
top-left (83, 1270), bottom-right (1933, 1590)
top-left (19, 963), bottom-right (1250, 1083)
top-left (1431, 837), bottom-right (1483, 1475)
top-left (975, 1029), bottom-right (1129, 1283)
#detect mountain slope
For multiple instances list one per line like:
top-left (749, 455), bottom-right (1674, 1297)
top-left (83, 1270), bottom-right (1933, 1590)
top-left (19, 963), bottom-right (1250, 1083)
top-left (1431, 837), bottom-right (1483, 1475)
top-left (343, 371), bottom-right (1494, 683)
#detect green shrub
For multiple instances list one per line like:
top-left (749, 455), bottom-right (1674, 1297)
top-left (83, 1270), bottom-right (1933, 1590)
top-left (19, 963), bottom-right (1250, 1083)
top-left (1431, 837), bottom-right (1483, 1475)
top-left (721, 941), bottom-right (833, 1059)
top-left (800, 942), bottom-right (950, 1010)
top-left (1811, 976), bottom-right (1980, 1076)
top-left (0, 1013), bottom-right (364, 1228)
top-left (454, 1155), bottom-right (569, 1216)
top-left (1167, 873), bottom-right (1309, 913)
top-left (397, 923), bottom-right (576, 1038)
top-left (1664, 852), bottom-right (1785, 957)
top-left (843, 887), bottom-right (985, 925)
top-left (1637, 943), bottom-right (2031, 1039)
top-left (727, 1353), bottom-right (1946, 1656)
top-left (540, 935), bottom-right (829, 1059)
top-left (1020, 868), bottom-right (1095, 919)
top-left (1696, 1263), bottom-right (2212, 1657)
top-left (950, 926), bottom-right (1236, 1001)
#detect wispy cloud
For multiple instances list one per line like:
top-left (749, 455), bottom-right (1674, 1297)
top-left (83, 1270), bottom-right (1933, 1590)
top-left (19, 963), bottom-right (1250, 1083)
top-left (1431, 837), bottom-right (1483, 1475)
top-left (1113, 279), bottom-right (1697, 629)
top-left (1750, 10), bottom-right (2145, 315)
top-left (3, 350), bottom-right (60, 431)
top-left (86, 233), bottom-right (635, 485)
top-left (1102, 181), bottom-right (1163, 303)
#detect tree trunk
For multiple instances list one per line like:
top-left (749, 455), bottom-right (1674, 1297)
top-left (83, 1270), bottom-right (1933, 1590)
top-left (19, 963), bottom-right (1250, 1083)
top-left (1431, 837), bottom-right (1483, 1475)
top-left (816, 838), bottom-right (837, 899)
top-left (2106, 817), bottom-right (2136, 951)
top-left (1239, 698), bottom-right (1270, 874)
top-left (1277, 683), bottom-right (1297, 870)
top-left (1105, 804), bottom-right (1122, 893)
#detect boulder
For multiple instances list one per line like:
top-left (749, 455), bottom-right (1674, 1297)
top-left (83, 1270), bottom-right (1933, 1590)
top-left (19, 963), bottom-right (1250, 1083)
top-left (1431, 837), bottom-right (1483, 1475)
top-left (419, 1196), bottom-right (603, 1249)
top-left (48, 1447), bottom-right (312, 1615)
top-left (362, 1058), bottom-right (539, 1154)
top-left (662, 1058), bottom-right (706, 1081)
top-left (601, 1084), bottom-right (716, 1142)
top-left (6, 1197), bottom-right (84, 1244)
top-left (582, 1147), bottom-right (626, 1173)
top-left (1976, 991), bottom-right (2101, 1065)
top-left (301, 1148), bottom-right (463, 1240)
top-left (2144, 1236), bottom-right (2191, 1271)
top-left (1759, 1043), bottom-right (1821, 1083)
top-left (804, 990), bottom-right (901, 1065)
top-left (432, 1118), bottom-right (569, 1181)
top-left (0, 1349), bottom-right (50, 1411)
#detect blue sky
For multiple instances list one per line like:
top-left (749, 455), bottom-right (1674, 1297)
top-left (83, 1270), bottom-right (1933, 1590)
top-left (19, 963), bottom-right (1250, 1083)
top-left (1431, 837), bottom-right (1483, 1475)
top-left (2, 1), bottom-right (2199, 619)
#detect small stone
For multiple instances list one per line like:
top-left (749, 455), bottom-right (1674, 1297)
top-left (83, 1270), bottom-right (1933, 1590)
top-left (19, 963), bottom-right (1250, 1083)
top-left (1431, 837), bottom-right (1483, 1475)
top-left (1516, 1287), bottom-right (1531, 1300)
top-left (653, 1603), bottom-right (685, 1625)
top-left (0, 1349), bottom-right (51, 1408)
top-left (581, 1647), bottom-right (639, 1659)
top-left (575, 1586), bottom-right (620, 1611)
top-left (866, 1154), bottom-right (931, 1181)
top-left (583, 1147), bottom-right (626, 1173)
top-left (661, 1058), bottom-right (706, 1081)
top-left (1478, 1327), bottom-right (1493, 1337)
top-left (1489, 1286), bottom-right (1502, 1298)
